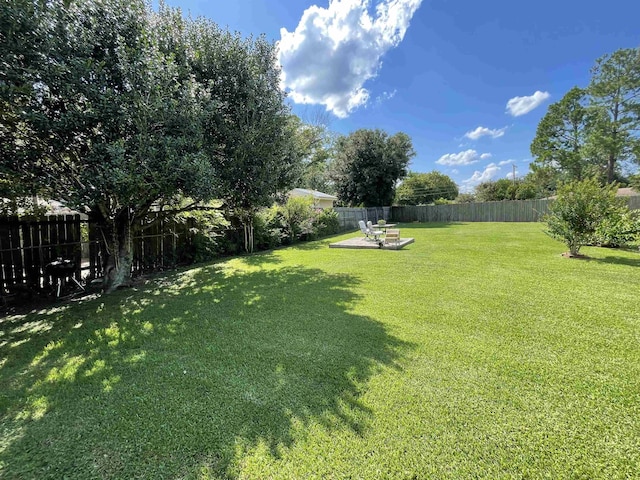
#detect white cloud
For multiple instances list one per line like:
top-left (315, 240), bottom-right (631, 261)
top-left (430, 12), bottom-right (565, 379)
top-left (278, 0), bottom-right (423, 118)
top-left (498, 159), bottom-right (514, 166)
top-left (460, 163), bottom-right (501, 191)
top-left (505, 170), bottom-right (519, 180)
top-left (374, 89), bottom-right (397, 105)
top-left (464, 126), bottom-right (507, 140)
top-left (436, 149), bottom-right (490, 166)
top-left (506, 90), bottom-right (550, 116)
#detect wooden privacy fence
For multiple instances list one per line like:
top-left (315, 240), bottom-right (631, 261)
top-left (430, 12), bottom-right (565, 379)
top-left (127, 213), bottom-right (195, 275)
top-left (392, 197), bottom-right (640, 223)
top-left (0, 213), bottom-right (196, 294)
top-left (392, 199), bottom-right (553, 223)
top-left (0, 215), bottom-right (83, 294)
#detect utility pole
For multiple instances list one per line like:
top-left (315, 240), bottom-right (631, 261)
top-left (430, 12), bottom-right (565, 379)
top-left (512, 163), bottom-right (517, 188)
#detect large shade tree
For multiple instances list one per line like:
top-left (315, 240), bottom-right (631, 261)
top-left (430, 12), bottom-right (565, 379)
top-left (395, 171), bottom-right (458, 205)
top-left (0, 0), bottom-right (298, 289)
top-left (331, 129), bottom-right (414, 207)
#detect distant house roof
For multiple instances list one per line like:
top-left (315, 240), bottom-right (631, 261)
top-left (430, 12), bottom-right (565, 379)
top-left (616, 187), bottom-right (639, 197)
top-left (546, 187), bottom-right (639, 200)
top-left (289, 188), bottom-right (338, 200)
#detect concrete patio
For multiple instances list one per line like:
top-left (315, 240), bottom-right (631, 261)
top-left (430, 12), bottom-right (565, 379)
top-left (329, 236), bottom-right (415, 250)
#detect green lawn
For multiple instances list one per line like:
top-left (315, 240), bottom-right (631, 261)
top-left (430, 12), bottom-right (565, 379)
top-left (1, 223), bottom-right (639, 479)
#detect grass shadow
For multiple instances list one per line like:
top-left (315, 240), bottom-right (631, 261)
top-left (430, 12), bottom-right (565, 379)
top-left (593, 255), bottom-right (640, 267)
top-left (0, 262), bottom-right (407, 479)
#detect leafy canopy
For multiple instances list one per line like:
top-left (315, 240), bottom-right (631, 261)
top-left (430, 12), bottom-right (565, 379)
top-left (331, 129), bottom-right (414, 207)
top-left (395, 171), bottom-right (458, 205)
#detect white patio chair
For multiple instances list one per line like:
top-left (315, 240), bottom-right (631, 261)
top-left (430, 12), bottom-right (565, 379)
top-left (366, 221), bottom-right (383, 241)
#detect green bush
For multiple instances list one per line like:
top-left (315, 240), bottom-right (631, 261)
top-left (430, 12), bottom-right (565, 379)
top-left (314, 209), bottom-right (340, 237)
top-left (176, 203), bottom-right (229, 261)
top-left (543, 179), bottom-right (619, 256)
top-left (253, 207), bottom-right (286, 250)
top-left (595, 207), bottom-right (640, 247)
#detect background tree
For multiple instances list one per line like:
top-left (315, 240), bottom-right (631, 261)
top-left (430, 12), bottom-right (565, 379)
top-left (331, 129), bottom-right (414, 207)
top-left (587, 48), bottom-right (640, 183)
top-left (475, 178), bottom-right (537, 201)
top-left (475, 179), bottom-right (515, 201)
top-left (395, 171), bottom-right (458, 205)
top-left (289, 115), bottom-right (336, 194)
top-left (455, 193), bottom-right (476, 203)
top-left (530, 87), bottom-right (596, 181)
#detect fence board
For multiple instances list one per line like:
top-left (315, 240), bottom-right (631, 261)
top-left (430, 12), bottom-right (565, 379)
top-left (9, 220), bottom-right (23, 284)
top-left (0, 219), bottom-right (12, 292)
top-left (21, 221), bottom-right (36, 287)
top-left (0, 212), bottom-right (200, 294)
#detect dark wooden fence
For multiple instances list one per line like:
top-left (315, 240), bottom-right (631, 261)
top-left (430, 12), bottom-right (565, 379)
top-left (0, 213), bottom-right (196, 295)
top-left (0, 215), bottom-right (83, 295)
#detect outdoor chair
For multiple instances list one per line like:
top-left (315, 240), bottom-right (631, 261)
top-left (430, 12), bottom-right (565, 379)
top-left (359, 220), bottom-right (382, 241)
top-left (384, 229), bottom-right (400, 245)
top-left (366, 221), bottom-right (384, 240)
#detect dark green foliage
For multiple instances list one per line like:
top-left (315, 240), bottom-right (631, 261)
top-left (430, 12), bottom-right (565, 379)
top-left (252, 210), bottom-right (284, 250)
top-left (331, 129), bottom-right (415, 207)
top-left (530, 48), bottom-right (640, 189)
top-left (522, 165), bottom-right (559, 199)
top-left (290, 115), bottom-right (336, 195)
top-left (475, 179), bottom-right (515, 201)
top-left (587, 48), bottom-right (640, 183)
top-left (395, 171), bottom-right (458, 205)
top-left (531, 87), bottom-right (596, 181)
top-left (0, 0), bottom-right (297, 290)
top-left (454, 193), bottom-right (476, 203)
top-left (475, 178), bottom-right (539, 202)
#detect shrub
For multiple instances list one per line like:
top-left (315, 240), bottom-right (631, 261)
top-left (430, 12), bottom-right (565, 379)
top-left (543, 179), bottom-right (619, 256)
top-left (280, 196), bottom-right (316, 242)
top-left (176, 203), bottom-right (229, 261)
top-left (595, 208), bottom-right (640, 247)
top-left (315, 209), bottom-right (340, 237)
top-left (253, 208), bottom-right (284, 250)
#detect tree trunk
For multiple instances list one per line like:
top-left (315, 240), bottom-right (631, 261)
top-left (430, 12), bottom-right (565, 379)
top-left (102, 212), bottom-right (134, 293)
top-left (607, 153), bottom-right (615, 184)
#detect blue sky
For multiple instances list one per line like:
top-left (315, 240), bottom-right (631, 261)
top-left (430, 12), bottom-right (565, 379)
top-left (160, 0), bottom-right (639, 191)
